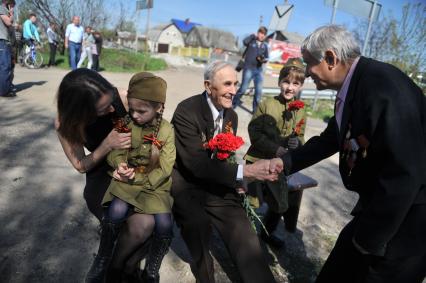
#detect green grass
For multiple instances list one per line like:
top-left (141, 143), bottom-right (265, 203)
top-left (303, 99), bottom-right (334, 121)
top-left (39, 47), bottom-right (167, 73)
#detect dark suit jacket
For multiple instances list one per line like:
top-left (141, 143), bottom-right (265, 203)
top-left (172, 92), bottom-right (241, 206)
top-left (282, 57), bottom-right (426, 258)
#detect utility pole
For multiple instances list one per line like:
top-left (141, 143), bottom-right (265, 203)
top-left (145, 4), bottom-right (151, 52)
top-left (362, 0), bottom-right (378, 55)
top-left (259, 15), bottom-right (263, 26)
top-left (330, 0), bottom-right (339, 24)
top-left (134, 1), bottom-right (141, 53)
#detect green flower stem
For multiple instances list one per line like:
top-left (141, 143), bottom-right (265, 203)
top-left (241, 194), bottom-right (269, 236)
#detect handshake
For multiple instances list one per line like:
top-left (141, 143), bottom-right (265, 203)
top-left (243, 158), bottom-right (284, 183)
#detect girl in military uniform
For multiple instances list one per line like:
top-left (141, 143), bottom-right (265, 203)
top-left (245, 58), bottom-right (307, 248)
top-left (86, 72), bottom-right (175, 283)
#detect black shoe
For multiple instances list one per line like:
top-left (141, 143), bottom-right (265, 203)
top-left (260, 232), bottom-right (285, 248)
top-left (1, 92), bottom-right (17, 98)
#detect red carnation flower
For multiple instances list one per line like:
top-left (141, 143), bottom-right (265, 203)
top-left (288, 100), bottom-right (305, 111)
top-left (205, 132), bottom-right (244, 161)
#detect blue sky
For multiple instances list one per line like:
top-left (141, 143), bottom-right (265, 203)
top-left (117, 0), bottom-right (417, 39)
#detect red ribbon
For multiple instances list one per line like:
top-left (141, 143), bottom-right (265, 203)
top-left (144, 134), bottom-right (164, 149)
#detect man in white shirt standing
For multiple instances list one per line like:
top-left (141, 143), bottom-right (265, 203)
top-left (64, 16), bottom-right (83, 70)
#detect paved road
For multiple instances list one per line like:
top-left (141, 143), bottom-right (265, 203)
top-left (0, 66), bottom-right (358, 283)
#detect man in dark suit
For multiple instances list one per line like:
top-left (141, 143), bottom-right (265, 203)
top-left (171, 61), bottom-right (277, 283)
top-left (270, 25), bottom-right (426, 283)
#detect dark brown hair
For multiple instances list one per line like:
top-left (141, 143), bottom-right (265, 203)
top-left (258, 26), bottom-right (268, 35)
top-left (56, 69), bottom-right (114, 144)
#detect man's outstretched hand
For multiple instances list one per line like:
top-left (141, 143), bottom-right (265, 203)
top-left (244, 159), bottom-right (282, 182)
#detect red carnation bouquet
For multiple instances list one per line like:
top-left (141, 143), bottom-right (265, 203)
top-left (204, 132), bottom-right (244, 162)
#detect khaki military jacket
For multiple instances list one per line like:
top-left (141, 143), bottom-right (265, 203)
top-left (102, 118), bottom-right (175, 214)
top-left (245, 95), bottom-right (307, 162)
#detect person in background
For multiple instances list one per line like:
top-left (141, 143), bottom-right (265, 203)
top-left (245, 58), bottom-right (307, 248)
top-left (0, 0), bottom-right (15, 97)
top-left (65, 15), bottom-right (83, 70)
top-left (22, 13), bottom-right (40, 45)
top-left (46, 22), bottom-right (58, 67)
top-left (232, 26), bottom-right (269, 113)
top-left (91, 30), bottom-right (102, 72)
top-left (13, 22), bottom-right (22, 63)
top-left (77, 26), bottom-right (94, 69)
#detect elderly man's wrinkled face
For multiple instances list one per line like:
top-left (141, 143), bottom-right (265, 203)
top-left (303, 50), bottom-right (333, 91)
top-left (205, 66), bottom-right (238, 110)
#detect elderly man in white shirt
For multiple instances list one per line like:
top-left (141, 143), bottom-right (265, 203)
top-left (65, 16), bottom-right (83, 70)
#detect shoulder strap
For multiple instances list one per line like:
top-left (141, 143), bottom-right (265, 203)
top-left (241, 37), bottom-right (255, 59)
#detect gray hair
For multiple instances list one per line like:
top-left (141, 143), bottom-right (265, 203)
top-left (204, 60), bottom-right (234, 81)
top-left (301, 25), bottom-right (361, 64)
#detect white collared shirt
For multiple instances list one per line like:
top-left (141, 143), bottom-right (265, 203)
top-left (206, 94), bottom-right (223, 134)
top-left (205, 93), bottom-right (244, 181)
top-left (65, 23), bottom-right (84, 43)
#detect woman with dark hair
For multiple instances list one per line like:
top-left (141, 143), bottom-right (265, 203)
top-left (56, 68), bottom-right (156, 280)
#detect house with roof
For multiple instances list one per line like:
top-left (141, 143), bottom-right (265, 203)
top-left (147, 18), bottom-right (201, 53)
top-left (185, 26), bottom-right (239, 53)
top-left (266, 30), bottom-right (304, 45)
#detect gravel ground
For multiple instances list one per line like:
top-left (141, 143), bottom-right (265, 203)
top-left (0, 65), bottom-right (359, 283)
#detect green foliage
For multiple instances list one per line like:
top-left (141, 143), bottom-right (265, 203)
top-left (40, 48), bottom-right (167, 72)
top-left (353, 2), bottom-right (426, 88)
top-left (303, 99), bottom-right (334, 121)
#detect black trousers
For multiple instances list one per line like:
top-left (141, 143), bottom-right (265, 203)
top-left (316, 219), bottom-right (426, 283)
top-left (83, 164), bottom-right (111, 221)
top-left (48, 43), bottom-right (57, 66)
top-left (92, 54), bottom-right (99, 71)
top-left (172, 173), bottom-right (275, 283)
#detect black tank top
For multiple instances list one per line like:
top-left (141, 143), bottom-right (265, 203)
top-left (84, 113), bottom-right (114, 152)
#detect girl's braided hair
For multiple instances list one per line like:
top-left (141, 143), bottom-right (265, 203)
top-left (144, 103), bottom-right (164, 173)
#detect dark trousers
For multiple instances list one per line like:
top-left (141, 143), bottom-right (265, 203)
top-left (83, 164), bottom-right (112, 221)
top-left (316, 219), bottom-right (426, 283)
top-left (48, 43), bottom-right (57, 66)
top-left (92, 54), bottom-right (99, 71)
top-left (172, 173), bottom-right (275, 283)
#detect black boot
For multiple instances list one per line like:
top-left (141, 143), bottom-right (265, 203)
top-left (86, 220), bottom-right (121, 283)
top-left (141, 236), bottom-right (172, 283)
